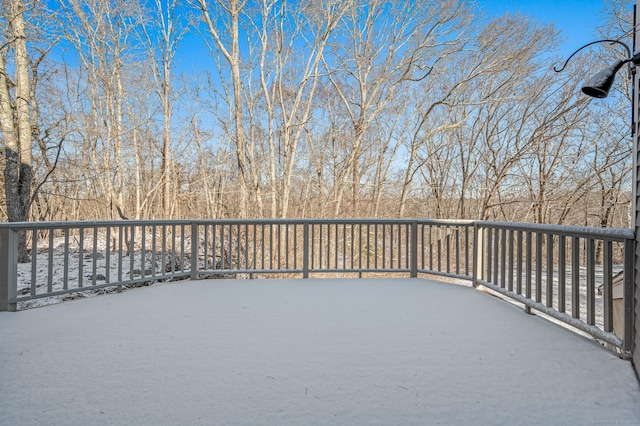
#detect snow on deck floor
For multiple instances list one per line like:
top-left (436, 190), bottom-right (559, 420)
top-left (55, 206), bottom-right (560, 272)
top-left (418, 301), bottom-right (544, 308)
top-left (1, 278), bottom-right (639, 425)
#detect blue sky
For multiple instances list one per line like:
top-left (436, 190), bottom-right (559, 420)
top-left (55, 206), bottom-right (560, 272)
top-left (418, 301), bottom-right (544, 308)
top-left (478, 0), bottom-right (608, 55)
top-left (175, 1), bottom-right (613, 74)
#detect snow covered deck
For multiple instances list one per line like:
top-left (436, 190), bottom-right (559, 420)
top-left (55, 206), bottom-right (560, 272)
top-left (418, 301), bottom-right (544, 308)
top-left (1, 278), bottom-right (639, 425)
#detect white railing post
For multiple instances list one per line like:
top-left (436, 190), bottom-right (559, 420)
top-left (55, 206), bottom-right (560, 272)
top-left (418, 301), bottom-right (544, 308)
top-left (0, 226), bottom-right (18, 311)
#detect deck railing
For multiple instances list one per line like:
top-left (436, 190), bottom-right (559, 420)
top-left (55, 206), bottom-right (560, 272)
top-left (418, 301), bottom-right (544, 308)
top-left (192, 219), bottom-right (474, 279)
top-left (473, 221), bottom-right (634, 355)
top-left (0, 218), bottom-right (634, 357)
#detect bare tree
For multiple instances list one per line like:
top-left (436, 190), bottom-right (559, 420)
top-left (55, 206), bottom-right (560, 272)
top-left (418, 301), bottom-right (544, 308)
top-left (248, 0), bottom-right (347, 218)
top-left (0, 0), bottom-right (32, 261)
top-left (196, 0), bottom-right (256, 217)
top-left (140, 0), bottom-right (189, 218)
top-left (59, 0), bottom-right (146, 220)
top-left (322, 0), bottom-right (471, 217)
top-left (0, 0), bottom-right (59, 260)
top-left (398, 13), bottom-right (561, 220)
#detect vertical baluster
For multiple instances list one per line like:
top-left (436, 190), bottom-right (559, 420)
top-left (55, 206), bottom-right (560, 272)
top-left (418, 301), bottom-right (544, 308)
top-left (351, 224), bottom-right (355, 270)
top-left (141, 226), bottom-right (147, 279)
top-left (311, 224), bottom-right (315, 270)
top-left (214, 224), bottom-right (219, 270)
top-left (357, 224), bottom-right (362, 271)
top-left (546, 234), bottom-right (554, 308)
top-left (294, 223), bottom-right (298, 270)
top-left (437, 228), bottom-right (442, 272)
top-left (535, 232), bottom-right (542, 303)
top-left (302, 222), bottom-right (308, 277)
top-left (326, 223), bottom-right (331, 270)
top-left (558, 235), bottom-right (566, 313)
top-left (366, 223), bottom-right (371, 270)
top-left (91, 226), bottom-right (97, 286)
top-left (465, 225), bottom-right (469, 275)
top-left (429, 226), bottom-right (433, 271)
top-left (261, 223), bottom-right (265, 270)
top-left (389, 223), bottom-right (395, 269)
top-left (225, 223), bottom-right (231, 271)
top-left (493, 228), bottom-right (499, 285)
top-left (190, 224), bottom-right (198, 279)
top-left (105, 226), bottom-right (111, 283)
top-left (202, 224), bottom-right (208, 273)
top-left (507, 229), bottom-right (514, 291)
top-left (286, 224), bottom-right (290, 271)
top-left (399, 223), bottom-right (403, 270)
top-left (31, 229), bottom-right (37, 295)
top-left (499, 229), bottom-right (506, 289)
top-left (276, 223), bottom-right (281, 270)
top-left (445, 228), bottom-right (451, 274)
top-left (525, 231), bottom-right (532, 314)
top-left (572, 236), bottom-right (580, 319)
top-left (603, 240), bottom-right (613, 332)
top-left (79, 227), bottom-right (84, 288)
top-left (151, 225), bottom-right (158, 277)
top-left (362, 223), bottom-right (371, 269)
top-left (374, 224), bottom-right (379, 269)
top-left (516, 230), bottom-right (523, 294)
top-left (131, 225), bottom-right (137, 279)
top-left (455, 227), bottom-right (460, 276)
top-left (63, 228), bottom-right (70, 291)
top-left (242, 223), bottom-right (247, 272)
top-left (319, 224), bottom-right (323, 270)
top-left (343, 224), bottom-right (347, 270)
top-left (336, 223), bottom-right (341, 270)
top-left (118, 226), bottom-right (123, 283)
top-left (257, 224), bottom-right (261, 270)
top-left (220, 224), bottom-right (226, 270)
top-left (233, 223), bottom-right (238, 271)
top-left (182, 224), bottom-right (187, 272)
top-left (48, 229), bottom-right (55, 292)
top-left (486, 228), bottom-right (492, 283)
top-left (404, 223), bottom-right (409, 270)
top-left (398, 223), bottom-right (402, 270)
top-left (421, 225), bottom-right (425, 271)
top-left (160, 225), bottom-right (167, 275)
top-left (382, 224), bottom-right (386, 269)
top-left (586, 238), bottom-right (595, 326)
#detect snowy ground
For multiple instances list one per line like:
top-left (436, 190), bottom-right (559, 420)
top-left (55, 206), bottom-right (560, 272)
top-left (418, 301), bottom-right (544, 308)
top-left (1, 278), bottom-right (638, 425)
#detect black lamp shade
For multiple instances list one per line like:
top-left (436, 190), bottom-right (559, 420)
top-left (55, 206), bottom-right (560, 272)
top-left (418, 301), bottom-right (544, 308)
top-left (581, 59), bottom-right (629, 98)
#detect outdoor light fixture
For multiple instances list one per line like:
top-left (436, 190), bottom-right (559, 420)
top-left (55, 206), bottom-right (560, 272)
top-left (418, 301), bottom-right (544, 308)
top-left (554, 39), bottom-right (640, 98)
top-left (582, 56), bottom-right (639, 97)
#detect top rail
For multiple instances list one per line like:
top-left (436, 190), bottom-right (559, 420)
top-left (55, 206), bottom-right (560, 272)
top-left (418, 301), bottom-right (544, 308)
top-left (476, 221), bottom-right (634, 241)
top-left (0, 218), bottom-right (476, 228)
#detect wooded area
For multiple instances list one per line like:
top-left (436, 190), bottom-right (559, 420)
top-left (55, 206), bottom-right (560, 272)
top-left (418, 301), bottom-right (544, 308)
top-left (0, 0), bottom-right (634, 230)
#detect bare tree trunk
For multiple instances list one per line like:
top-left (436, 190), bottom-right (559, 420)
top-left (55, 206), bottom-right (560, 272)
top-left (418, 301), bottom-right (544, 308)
top-left (0, 0), bottom-right (33, 262)
top-left (141, 0), bottom-right (186, 218)
top-left (197, 0), bottom-right (252, 217)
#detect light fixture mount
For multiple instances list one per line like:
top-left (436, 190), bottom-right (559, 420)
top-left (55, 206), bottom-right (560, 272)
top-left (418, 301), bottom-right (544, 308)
top-left (555, 39), bottom-right (640, 99)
